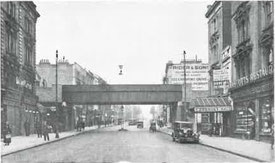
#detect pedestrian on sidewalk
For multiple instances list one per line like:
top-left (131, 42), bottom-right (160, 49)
top-left (271, 123), bottom-right (274, 150)
top-left (42, 121), bottom-right (50, 141)
top-left (24, 120), bottom-right (30, 136)
top-left (36, 121), bottom-right (43, 138)
top-left (3, 122), bottom-right (12, 146)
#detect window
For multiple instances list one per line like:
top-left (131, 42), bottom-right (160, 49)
top-left (264, 1), bottom-right (273, 26)
top-left (7, 31), bottom-right (16, 54)
top-left (7, 2), bottom-right (16, 18)
top-left (24, 17), bottom-right (32, 34)
top-left (235, 102), bottom-right (256, 136)
top-left (236, 55), bottom-right (251, 79)
top-left (25, 45), bottom-right (32, 65)
top-left (211, 18), bottom-right (217, 34)
top-left (213, 18), bottom-right (217, 32)
top-left (260, 97), bottom-right (273, 135)
top-left (238, 19), bottom-right (248, 44)
top-left (268, 49), bottom-right (273, 66)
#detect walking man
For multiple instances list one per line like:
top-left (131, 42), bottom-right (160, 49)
top-left (42, 121), bottom-right (50, 141)
top-left (3, 122), bottom-right (12, 146)
top-left (271, 123), bottom-right (274, 150)
top-left (37, 121), bottom-right (43, 138)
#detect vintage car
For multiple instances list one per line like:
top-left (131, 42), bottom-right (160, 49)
top-left (171, 121), bottom-right (199, 143)
top-left (137, 121), bottom-right (144, 128)
top-left (128, 119), bottom-right (137, 126)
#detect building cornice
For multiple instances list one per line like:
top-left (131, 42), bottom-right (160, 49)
top-left (205, 1), bottom-right (221, 18)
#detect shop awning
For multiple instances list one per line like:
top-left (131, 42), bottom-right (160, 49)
top-left (190, 97), bottom-right (232, 113)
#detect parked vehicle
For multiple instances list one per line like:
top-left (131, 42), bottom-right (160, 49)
top-left (128, 119), bottom-right (137, 126)
top-left (137, 121), bottom-right (144, 128)
top-left (171, 121), bottom-right (199, 143)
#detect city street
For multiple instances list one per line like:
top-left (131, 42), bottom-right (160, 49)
top-left (2, 125), bottom-right (254, 163)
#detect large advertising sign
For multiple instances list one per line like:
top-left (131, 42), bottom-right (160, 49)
top-left (213, 46), bottom-right (232, 94)
top-left (213, 68), bottom-right (230, 90)
top-left (167, 62), bottom-right (209, 91)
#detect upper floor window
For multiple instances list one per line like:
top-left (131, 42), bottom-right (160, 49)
top-left (264, 1), bottom-right (274, 26)
top-left (234, 2), bottom-right (250, 44)
top-left (7, 2), bottom-right (16, 18)
top-left (211, 18), bottom-right (217, 34)
top-left (24, 17), bottom-right (32, 34)
top-left (264, 48), bottom-right (274, 67)
top-left (7, 31), bottom-right (16, 54)
top-left (236, 54), bottom-right (251, 79)
top-left (211, 44), bottom-right (219, 61)
top-left (213, 18), bottom-right (217, 32)
top-left (237, 19), bottom-right (249, 44)
top-left (25, 45), bottom-right (32, 65)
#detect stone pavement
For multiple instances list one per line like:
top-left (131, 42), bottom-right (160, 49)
top-left (158, 127), bottom-right (275, 162)
top-left (1, 125), bottom-right (103, 156)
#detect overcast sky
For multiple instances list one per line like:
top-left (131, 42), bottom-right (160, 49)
top-left (36, 0), bottom-right (211, 84)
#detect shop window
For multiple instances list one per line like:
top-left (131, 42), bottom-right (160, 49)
top-left (260, 97), bottom-right (274, 135)
top-left (235, 102), bottom-right (255, 137)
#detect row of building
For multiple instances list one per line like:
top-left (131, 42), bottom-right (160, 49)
top-left (1, 2), bottom-right (112, 136)
top-left (163, 1), bottom-right (273, 143)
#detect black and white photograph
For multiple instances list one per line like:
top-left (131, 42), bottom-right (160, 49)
top-left (0, 0), bottom-right (274, 162)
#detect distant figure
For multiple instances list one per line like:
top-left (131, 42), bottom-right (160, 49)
top-left (81, 121), bottom-right (85, 131)
top-left (42, 121), bottom-right (50, 141)
top-left (76, 119), bottom-right (82, 131)
top-left (24, 120), bottom-right (30, 136)
top-left (271, 123), bottom-right (274, 150)
top-left (3, 122), bottom-right (12, 146)
top-left (36, 121), bottom-right (43, 138)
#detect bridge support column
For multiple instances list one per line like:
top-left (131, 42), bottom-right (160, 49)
top-left (169, 103), bottom-right (177, 126)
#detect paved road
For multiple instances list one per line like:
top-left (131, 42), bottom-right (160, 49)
top-left (2, 125), bottom-right (254, 163)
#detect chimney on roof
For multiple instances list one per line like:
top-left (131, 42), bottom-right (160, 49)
top-left (39, 59), bottom-right (50, 64)
top-left (207, 5), bottom-right (212, 10)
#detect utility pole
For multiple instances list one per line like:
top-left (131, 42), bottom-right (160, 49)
top-left (55, 50), bottom-right (59, 138)
top-left (183, 50), bottom-right (187, 121)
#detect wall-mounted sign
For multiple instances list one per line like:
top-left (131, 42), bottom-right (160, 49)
top-left (231, 64), bottom-right (273, 88)
top-left (213, 69), bottom-right (230, 81)
top-left (167, 62), bottom-right (209, 91)
top-left (222, 46), bottom-right (231, 62)
top-left (194, 106), bottom-right (232, 113)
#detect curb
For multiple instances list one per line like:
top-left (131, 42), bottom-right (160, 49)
top-left (158, 129), bottom-right (267, 162)
top-left (1, 127), bottom-right (104, 157)
top-left (199, 143), bottom-right (266, 162)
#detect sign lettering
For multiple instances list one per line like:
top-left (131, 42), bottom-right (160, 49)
top-left (194, 106), bottom-right (232, 113)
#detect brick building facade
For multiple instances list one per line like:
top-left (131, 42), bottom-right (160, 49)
top-left (1, 2), bottom-right (40, 136)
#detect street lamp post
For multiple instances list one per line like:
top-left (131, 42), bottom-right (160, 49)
top-left (118, 65), bottom-right (127, 131)
top-left (55, 50), bottom-right (59, 138)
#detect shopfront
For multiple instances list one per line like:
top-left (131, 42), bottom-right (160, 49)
top-left (230, 70), bottom-right (274, 141)
top-left (191, 97), bottom-right (233, 136)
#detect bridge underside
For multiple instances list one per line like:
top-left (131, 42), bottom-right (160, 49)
top-left (62, 84), bottom-right (182, 105)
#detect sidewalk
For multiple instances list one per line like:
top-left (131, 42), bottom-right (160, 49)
top-left (159, 127), bottom-right (275, 162)
top-left (1, 126), bottom-right (100, 156)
